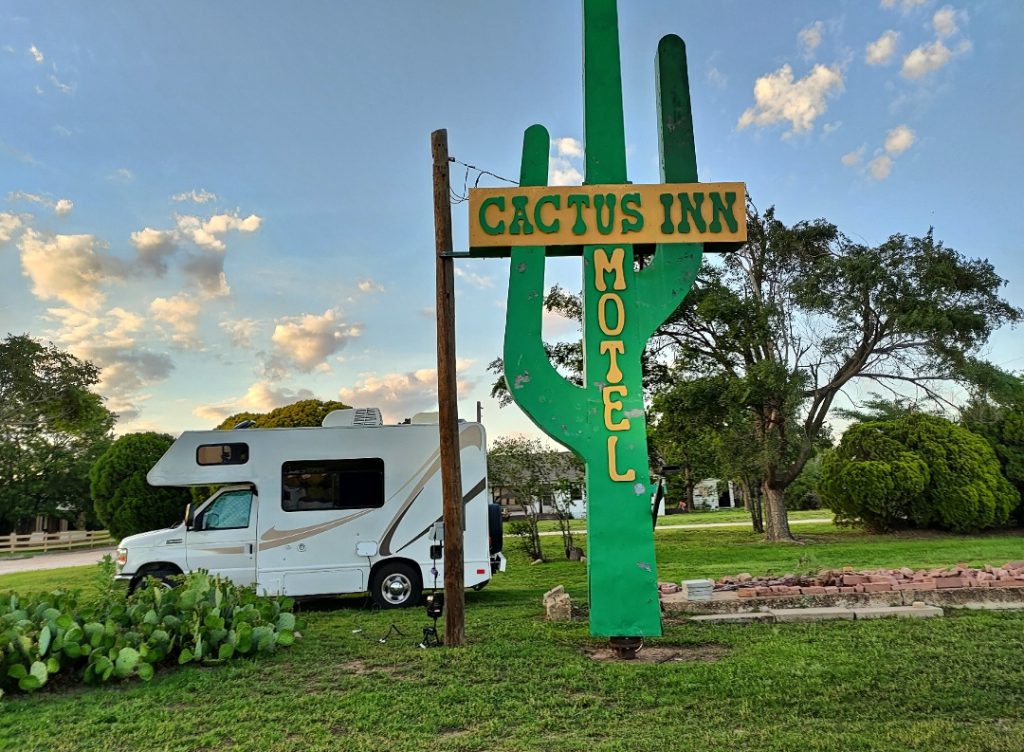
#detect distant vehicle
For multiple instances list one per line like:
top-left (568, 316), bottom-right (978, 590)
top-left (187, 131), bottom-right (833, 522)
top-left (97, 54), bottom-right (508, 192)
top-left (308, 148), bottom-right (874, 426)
top-left (114, 408), bottom-right (505, 608)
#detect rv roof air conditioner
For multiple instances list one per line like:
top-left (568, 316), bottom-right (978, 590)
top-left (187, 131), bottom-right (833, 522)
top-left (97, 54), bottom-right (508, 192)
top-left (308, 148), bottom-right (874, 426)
top-left (321, 408), bottom-right (383, 428)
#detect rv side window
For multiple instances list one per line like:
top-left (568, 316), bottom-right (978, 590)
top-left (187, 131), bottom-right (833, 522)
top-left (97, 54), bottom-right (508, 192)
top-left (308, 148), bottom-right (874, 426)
top-left (197, 443), bottom-right (249, 466)
top-left (281, 458), bottom-right (385, 512)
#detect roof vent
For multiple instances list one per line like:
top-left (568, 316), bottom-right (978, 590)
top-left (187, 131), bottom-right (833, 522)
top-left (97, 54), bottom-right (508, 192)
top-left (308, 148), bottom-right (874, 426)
top-left (322, 408), bottom-right (383, 428)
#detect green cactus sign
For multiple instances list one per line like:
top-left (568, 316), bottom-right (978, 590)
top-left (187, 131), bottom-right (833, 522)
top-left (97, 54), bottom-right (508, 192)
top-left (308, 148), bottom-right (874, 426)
top-left (478, 0), bottom-right (745, 637)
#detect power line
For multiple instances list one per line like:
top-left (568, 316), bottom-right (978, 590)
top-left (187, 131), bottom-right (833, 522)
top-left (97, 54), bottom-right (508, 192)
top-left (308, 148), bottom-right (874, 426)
top-left (447, 156), bottom-right (519, 204)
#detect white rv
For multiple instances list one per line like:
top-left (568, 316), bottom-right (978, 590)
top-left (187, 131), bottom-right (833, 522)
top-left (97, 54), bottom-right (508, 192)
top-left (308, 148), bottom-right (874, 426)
top-left (114, 408), bottom-right (505, 608)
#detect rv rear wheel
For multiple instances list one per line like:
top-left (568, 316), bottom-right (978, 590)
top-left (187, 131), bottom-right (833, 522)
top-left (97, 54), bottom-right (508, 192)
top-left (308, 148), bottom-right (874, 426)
top-left (370, 561), bottom-right (422, 609)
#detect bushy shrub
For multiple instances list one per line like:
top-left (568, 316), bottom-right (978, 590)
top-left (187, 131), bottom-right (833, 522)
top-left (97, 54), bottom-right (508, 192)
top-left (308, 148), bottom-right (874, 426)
top-left (90, 432), bottom-right (192, 541)
top-left (0, 559), bottom-right (299, 696)
top-left (821, 413), bottom-right (1019, 532)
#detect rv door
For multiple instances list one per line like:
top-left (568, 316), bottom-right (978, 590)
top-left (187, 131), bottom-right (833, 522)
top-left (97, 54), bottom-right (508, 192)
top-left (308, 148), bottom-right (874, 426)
top-left (185, 487), bottom-right (257, 586)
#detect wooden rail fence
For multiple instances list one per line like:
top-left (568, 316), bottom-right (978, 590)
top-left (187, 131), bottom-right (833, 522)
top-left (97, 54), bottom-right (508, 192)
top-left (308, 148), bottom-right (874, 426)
top-left (1, 529), bottom-right (114, 555)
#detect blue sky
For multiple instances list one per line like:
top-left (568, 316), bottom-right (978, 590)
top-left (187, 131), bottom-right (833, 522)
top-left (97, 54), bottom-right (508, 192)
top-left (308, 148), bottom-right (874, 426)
top-left (1, 1), bottom-right (1022, 441)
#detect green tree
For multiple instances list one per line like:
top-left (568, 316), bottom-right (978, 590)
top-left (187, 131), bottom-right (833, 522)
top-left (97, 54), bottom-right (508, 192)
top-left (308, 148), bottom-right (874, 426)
top-left (488, 208), bottom-right (1020, 542)
top-left (651, 378), bottom-right (724, 512)
top-left (487, 436), bottom-right (583, 561)
top-left (784, 455), bottom-right (824, 511)
top-left (90, 433), bottom-right (192, 541)
top-left (662, 207), bottom-right (1020, 540)
top-left (821, 413), bottom-right (1018, 532)
top-left (0, 335), bottom-right (115, 532)
top-left (214, 399), bottom-right (350, 430)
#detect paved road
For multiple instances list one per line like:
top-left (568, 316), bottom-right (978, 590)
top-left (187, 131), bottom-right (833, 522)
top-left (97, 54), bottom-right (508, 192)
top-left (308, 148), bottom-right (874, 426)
top-left (1, 517), bottom-right (835, 573)
top-left (0, 547), bottom-right (116, 575)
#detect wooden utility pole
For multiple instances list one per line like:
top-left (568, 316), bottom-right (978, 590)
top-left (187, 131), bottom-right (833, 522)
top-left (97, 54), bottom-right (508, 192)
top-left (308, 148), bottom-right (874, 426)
top-left (431, 128), bottom-right (465, 647)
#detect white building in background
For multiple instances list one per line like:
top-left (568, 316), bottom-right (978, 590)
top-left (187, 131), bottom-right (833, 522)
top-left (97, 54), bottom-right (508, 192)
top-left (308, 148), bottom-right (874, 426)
top-left (692, 479), bottom-right (737, 510)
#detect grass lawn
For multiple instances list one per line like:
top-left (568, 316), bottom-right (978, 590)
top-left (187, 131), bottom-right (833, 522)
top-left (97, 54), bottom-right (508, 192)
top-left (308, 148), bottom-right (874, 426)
top-left (2, 524), bottom-right (1023, 751)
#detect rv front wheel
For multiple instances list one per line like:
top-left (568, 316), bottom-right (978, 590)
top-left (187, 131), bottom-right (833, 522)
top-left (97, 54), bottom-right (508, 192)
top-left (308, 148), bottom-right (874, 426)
top-left (370, 562), bottom-right (422, 609)
top-left (128, 568), bottom-right (179, 595)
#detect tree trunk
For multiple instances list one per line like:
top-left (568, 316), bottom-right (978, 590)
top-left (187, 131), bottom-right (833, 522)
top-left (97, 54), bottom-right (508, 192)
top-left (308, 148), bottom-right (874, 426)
top-left (741, 479), bottom-right (764, 534)
top-left (762, 483), bottom-right (794, 542)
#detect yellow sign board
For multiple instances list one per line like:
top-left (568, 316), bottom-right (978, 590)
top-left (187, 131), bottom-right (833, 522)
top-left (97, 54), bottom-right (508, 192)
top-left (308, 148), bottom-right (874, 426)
top-left (469, 182), bottom-right (746, 249)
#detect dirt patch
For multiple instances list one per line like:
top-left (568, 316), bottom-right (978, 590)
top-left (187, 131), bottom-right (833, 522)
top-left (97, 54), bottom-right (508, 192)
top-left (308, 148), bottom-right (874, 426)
top-left (584, 643), bottom-right (729, 664)
top-left (336, 659), bottom-right (403, 676)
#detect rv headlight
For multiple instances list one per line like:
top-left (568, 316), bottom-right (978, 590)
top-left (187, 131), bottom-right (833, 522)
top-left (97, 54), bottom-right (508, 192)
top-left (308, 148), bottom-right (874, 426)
top-left (116, 547), bottom-right (127, 569)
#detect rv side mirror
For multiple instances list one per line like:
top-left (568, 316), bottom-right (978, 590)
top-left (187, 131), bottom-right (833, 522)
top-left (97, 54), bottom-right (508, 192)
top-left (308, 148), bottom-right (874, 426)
top-left (184, 503), bottom-right (194, 530)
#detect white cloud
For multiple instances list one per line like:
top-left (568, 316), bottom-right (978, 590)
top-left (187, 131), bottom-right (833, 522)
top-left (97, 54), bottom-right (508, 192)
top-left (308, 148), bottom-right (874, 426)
top-left (933, 6), bottom-right (960, 38)
top-left (109, 168), bottom-right (135, 182)
top-left (799, 22), bottom-right (823, 57)
top-left (29, 45), bottom-right (43, 63)
top-left (171, 188), bottom-right (218, 204)
top-left (901, 39), bottom-right (969, 79)
top-left (128, 210), bottom-right (262, 295)
top-left (18, 229), bottom-right (125, 310)
top-left (866, 30), bottom-right (900, 65)
top-left (549, 136), bottom-right (584, 186)
top-left (822, 121), bottom-right (842, 135)
top-left (176, 211), bottom-right (261, 252)
top-left (181, 253), bottom-right (230, 297)
top-left (192, 381), bottom-right (317, 425)
top-left (0, 212), bottom-right (24, 244)
top-left (549, 157), bottom-right (583, 186)
top-left (52, 125), bottom-right (72, 137)
top-left (553, 137), bottom-right (583, 159)
top-left (219, 318), bottom-right (260, 348)
top-left (737, 64), bottom-right (844, 136)
top-left (150, 294), bottom-right (202, 347)
top-left (707, 64), bottom-right (727, 88)
top-left (242, 382), bottom-right (314, 412)
top-left (419, 307), bottom-right (436, 319)
top-left (7, 190), bottom-right (46, 206)
top-left (880, 0), bottom-right (927, 12)
top-left (266, 308), bottom-right (362, 376)
top-left (542, 306), bottom-right (579, 342)
top-left (7, 191), bottom-right (74, 216)
top-left (44, 306), bottom-right (173, 422)
top-left (868, 155), bottom-right (893, 180)
top-left (130, 227), bottom-right (178, 275)
top-left (357, 278), bottom-right (385, 293)
top-left (841, 146), bottom-right (865, 167)
top-left (49, 74), bottom-right (74, 95)
top-left (338, 359), bottom-right (477, 423)
top-left (454, 267), bottom-right (494, 289)
top-left (884, 125), bottom-right (916, 155)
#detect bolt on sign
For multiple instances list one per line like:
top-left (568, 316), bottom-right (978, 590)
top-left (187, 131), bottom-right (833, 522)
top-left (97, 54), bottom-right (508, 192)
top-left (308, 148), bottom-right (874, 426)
top-left (481, 0), bottom-right (746, 638)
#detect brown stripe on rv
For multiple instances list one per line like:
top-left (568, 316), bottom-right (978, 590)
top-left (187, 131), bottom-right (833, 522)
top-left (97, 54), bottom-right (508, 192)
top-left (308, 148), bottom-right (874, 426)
top-left (259, 509), bottom-right (374, 551)
top-left (333, 424), bottom-right (485, 561)
top-left (393, 477), bottom-right (487, 555)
